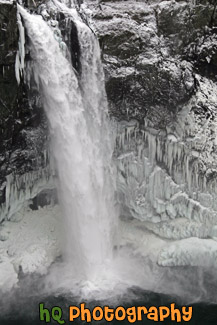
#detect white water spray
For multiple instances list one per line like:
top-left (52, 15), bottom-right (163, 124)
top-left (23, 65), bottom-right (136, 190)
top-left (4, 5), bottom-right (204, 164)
top-left (1, 2), bottom-right (216, 304)
top-left (18, 2), bottom-right (117, 284)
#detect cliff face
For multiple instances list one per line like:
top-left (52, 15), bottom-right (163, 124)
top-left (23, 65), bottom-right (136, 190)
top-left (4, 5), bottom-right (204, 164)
top-left (1, 0), bottom-right (217, 234)
top-left (82, 0), bottom-right (217, 247)
top-left (85, 0), bottom-right (216, 122)
top-left (0, 0), bottom-right (48, 213)
top-left (0, 0), bottom-right (85, 220)
top-left (0, 0), bottom-right (217, 279)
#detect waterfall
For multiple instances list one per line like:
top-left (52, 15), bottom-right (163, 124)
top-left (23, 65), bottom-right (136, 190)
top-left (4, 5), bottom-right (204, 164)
top-left (18, 2), bottom-right (117, 282)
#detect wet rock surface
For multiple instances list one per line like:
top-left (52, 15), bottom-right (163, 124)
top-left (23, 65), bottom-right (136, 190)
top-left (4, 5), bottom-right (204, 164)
top-left (0, 0), bottom-right (48, 209)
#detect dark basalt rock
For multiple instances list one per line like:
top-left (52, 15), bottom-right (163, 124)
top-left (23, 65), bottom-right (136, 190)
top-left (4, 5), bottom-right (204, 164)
top-left (57, 11), bottom-right (81, 73)
top-left (0, 1), bottom-right (18, 134)
top-left (29, 188), bottom-right (58, 210)
top-left (87, 0), bottom-right (217, 124)
top-left (0, 0), bottom-right (84, 215)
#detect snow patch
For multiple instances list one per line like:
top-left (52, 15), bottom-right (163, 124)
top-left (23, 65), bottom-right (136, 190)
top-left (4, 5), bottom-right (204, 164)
top-left (0, 205), bottom-right (61, 293)
top-left (158, 238), bottom-right (217, 267)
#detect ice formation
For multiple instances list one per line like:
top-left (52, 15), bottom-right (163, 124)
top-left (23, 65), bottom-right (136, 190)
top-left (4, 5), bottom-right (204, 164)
top-left (15, 9), bottom-right (25, 85)
top-left (114, 73), bottom-right (217, 268)
top-left (0, 164), bottom-right (55, 223)
top-left (116, 77), bottom-right (217, 222)
top-left (116, 119), bottom-right (217, 226)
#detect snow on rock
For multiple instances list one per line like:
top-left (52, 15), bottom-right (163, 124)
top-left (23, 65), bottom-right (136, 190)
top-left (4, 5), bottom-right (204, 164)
top-left (119, 218), bottom-right (168, 263)
top-left (0, 260), bottom-right (18, 293)
top-left (144, 218), bottom-right (214, 240)
top-left (0, 0), bottom-right (216, 281)
top-left (82, 0), bottom-right (203, 121)
top-left (158, 238), bottom-right (217, 267)
top-left (0, 0), bottom-right (13, 3)
top-left (0, 205), bottom-right (61, 292)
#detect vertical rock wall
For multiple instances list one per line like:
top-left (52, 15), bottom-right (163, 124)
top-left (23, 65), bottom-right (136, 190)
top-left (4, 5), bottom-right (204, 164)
top-left (0, 0), bottom-right (48, 219)
top-left (83, 0), bottom-right (217, 239)
top-left (1, 0), bottom-right (217, 227)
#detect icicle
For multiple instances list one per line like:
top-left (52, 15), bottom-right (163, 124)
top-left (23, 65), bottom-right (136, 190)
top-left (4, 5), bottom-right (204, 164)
top-left (168, 142), bottom-right (173, 174)
top-left (121, 130), bottom-right (125, 149)
top-left (15, 10), bottom-right (25, 85)
top-left (0, 166), bottom-right (55, 222)
top-left (137, 143), bottom-right (143, 161)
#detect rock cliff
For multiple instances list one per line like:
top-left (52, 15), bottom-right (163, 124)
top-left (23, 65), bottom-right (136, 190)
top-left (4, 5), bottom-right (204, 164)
top-left (0, 0), bottom-right (217, 240)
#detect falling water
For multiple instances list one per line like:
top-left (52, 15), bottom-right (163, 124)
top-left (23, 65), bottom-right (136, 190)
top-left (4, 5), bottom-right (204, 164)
top-left (1, 2), bottom-right (216, 311)
top-left (18, 2), bottom-right (117, 284)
